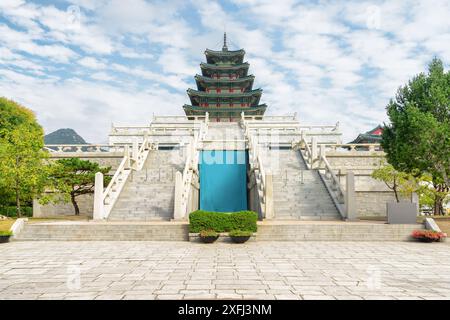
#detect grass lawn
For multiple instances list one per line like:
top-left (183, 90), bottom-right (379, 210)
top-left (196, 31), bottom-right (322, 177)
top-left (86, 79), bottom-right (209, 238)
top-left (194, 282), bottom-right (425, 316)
top-left (0, 219), bottom-right (16, 232)
top-left (434, 218), bottom-right (450, 235)
top-left (27, 215), bottom-right (90, 224)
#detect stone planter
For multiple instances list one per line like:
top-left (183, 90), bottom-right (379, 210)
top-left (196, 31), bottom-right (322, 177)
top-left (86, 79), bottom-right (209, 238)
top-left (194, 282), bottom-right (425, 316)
top-left (189, 233), bottom-right (257, 243)
top-left (387, 202), bottom-right (417, 224)
top-left (230, 236), bottom-right (251, 243)
top-left (0, 235), bottom-right (11, 243)
top-left (199, 235), bottom-right (219, 243)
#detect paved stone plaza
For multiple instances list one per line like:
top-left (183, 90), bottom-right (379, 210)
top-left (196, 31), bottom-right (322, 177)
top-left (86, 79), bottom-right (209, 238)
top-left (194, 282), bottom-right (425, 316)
top-left (1, 241), bottom-right (449, 300)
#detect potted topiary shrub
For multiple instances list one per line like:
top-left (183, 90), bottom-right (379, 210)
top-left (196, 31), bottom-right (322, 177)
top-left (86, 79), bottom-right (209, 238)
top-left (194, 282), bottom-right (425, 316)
top-left (199, 230), bottom-right (219, 243)
top-left (412, 230), bottom-right (447, 243)
top-left (0, 231), bottom-right (12, 243)
top-left (229, 230), bottom-right (253, 243)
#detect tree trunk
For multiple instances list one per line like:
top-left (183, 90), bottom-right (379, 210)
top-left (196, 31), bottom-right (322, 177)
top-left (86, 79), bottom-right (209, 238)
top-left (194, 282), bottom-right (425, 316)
top-left (15, 190), bottom-right (21, 218)
top-left (15, 181), bottom-right (21, 218)
top-left (433, 195), bottom-right (444, 216)
top-left (70, 193), bottom-right (80, 215)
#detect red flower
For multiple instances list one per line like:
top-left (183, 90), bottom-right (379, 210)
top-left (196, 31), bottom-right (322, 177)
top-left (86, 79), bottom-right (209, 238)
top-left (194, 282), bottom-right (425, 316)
top-left (412, 230), bottom-right (447, 242)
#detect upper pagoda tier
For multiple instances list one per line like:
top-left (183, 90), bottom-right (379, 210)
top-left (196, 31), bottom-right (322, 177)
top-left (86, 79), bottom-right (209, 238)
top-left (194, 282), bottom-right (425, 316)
top-left (205, 49), bottom-right (245, 64)
top-left (183, 33), bottom-right (267, 121)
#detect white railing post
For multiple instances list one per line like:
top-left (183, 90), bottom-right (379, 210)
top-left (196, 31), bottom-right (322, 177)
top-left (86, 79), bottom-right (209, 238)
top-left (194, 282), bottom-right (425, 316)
top-left (173, 171), bottom-right (184, 220)
top-left (345, 171), bottom-right (357, 221)
top-left (265, 172), bottom-right (274, 219)
top-left (319, 144), bottom-right (326, 167)
top-left (132, 138), bottom-right (138, 160)
top-left (311, 137), bottom-right (317, 168)
top-left (300, 130), bottom-right (305, 148)
top-left (124, 145), bottom-right (130, 169)
top-left (93, 172), bottom-right (104, 220)
top-left (143, 131), bottom-right (149, 148)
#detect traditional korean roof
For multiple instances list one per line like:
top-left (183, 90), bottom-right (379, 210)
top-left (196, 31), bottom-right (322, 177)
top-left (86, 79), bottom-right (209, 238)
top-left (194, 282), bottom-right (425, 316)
top-left (187, 88), bottom-right (261, 98)
top-left (187, 88), bottom-right (262, 107)
top-left (195, 75), bottom-right (255, 91)
top-left (348, 125), bottom-right (383, 144)
top-left (205, 49), bottom-right (245, 64)
top-left (200, 62), bottom-right (249, 71)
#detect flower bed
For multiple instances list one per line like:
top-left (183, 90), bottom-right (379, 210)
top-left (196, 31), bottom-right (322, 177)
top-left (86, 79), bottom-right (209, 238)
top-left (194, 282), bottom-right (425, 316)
top-left (412, 230), bottom-right (447, 242)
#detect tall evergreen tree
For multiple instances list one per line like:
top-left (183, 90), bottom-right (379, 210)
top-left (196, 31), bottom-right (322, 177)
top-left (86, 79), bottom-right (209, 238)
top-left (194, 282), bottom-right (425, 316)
top-left (382, 58), bottom-right (450, 214)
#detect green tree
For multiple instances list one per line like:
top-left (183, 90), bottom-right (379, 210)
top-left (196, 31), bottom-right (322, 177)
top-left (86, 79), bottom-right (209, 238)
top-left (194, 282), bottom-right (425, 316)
top-left (382, 58), bottom-right (450, 214)
top-left (0, 98), bottom-right (48, 217)
top-left (41, 158), bottom-right (111, 215)
top-left (372, 163), bottom-right (433, 206)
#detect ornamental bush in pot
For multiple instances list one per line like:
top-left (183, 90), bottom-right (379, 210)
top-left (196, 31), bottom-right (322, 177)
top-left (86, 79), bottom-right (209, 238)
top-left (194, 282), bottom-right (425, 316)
top-left (199, 230), bottom-right (219, 243)
top-left (0, 231), bottom-right (12, 243)
top-left (229, 230), bottom-right (253, 243)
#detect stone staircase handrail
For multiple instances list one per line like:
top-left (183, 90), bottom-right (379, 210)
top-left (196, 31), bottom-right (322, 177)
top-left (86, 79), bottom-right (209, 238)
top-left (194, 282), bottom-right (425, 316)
top-left (177, 113), bottom-right (209, 219)
top-left (101, 137), bottom-right (154, 219)
top-left (101, 152), bottom-right (131, 219)
top-left (241, 112), bottom-right (268, 218)
top-left (322, 143), bottom-right (382, 152)
top-left (318, 154), bottom-right (346, 219)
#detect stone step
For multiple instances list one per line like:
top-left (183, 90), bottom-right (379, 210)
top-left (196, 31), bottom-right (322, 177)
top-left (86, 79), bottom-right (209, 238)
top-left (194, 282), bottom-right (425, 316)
top-left (15, 223), bottom-right (189, 241)
top-left (257, 223), bottom-right (423, 241)
top-left (14, 221), bottom-right (424, 242)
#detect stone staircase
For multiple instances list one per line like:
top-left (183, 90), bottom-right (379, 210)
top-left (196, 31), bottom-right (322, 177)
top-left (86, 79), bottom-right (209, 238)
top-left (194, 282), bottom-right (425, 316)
top-left (107, 149), bottom-right (185, 221)
top-left (260, 148), bottom-right (341, 220)
top-left (201, 122), bottom-right (246, 151)
top-left (205, 122), bottom-right (244, 140)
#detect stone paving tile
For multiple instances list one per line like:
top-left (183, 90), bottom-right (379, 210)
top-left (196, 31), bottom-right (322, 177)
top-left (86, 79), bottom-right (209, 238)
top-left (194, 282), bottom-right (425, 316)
top-left (0, 241), bottom-right (449, 300)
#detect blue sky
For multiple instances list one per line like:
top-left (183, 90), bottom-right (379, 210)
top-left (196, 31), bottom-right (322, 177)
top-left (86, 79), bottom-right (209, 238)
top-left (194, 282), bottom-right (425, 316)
top-left (0, 0), bottom-right (449, 142)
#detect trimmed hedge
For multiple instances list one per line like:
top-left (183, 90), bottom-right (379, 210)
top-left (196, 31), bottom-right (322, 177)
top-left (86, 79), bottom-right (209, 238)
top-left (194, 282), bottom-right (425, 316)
top-left (189, 210), bottom-right (258, 233)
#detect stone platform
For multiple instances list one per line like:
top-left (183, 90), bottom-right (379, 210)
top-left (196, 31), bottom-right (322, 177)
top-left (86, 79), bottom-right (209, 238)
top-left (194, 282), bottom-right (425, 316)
top-left (13, 220), bottom-right (423, 242)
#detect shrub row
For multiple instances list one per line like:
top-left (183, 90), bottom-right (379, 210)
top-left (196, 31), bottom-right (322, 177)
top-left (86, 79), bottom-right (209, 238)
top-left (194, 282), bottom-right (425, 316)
top-left (189, 210), bottom-right (258, 233)
top-left (0, 206), bottom-right (32, 217)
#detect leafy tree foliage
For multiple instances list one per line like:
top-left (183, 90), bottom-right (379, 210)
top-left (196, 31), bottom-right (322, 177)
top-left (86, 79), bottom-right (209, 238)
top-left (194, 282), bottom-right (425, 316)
top-left (382, 58), bottom-right (450, 214)
top-left (0, 97), bottom-right (48, 217)
top-left (42, 158), bottom-right (111, 215)
top-left (371, 163), bottom-right (431, 203)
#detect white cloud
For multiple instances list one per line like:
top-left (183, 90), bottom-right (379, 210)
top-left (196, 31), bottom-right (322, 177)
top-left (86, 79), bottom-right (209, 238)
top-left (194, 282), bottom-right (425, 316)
top-left (77, 57), bottom-right (106, 69)
top-left (0, 0), bottom-right (448, 143)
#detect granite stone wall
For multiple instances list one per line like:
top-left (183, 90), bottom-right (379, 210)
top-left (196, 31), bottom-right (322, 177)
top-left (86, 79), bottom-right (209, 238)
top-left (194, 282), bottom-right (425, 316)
top-left (325, 151), bottom-right (402, 218)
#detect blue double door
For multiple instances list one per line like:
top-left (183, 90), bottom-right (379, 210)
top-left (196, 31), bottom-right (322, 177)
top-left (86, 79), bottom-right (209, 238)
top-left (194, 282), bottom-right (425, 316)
top-left (199, 150), bottom-right (248, 212)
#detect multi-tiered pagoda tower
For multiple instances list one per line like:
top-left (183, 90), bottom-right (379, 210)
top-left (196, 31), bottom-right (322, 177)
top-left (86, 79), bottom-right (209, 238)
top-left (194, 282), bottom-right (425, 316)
top-left (183, 33), bottom-right (267, 122)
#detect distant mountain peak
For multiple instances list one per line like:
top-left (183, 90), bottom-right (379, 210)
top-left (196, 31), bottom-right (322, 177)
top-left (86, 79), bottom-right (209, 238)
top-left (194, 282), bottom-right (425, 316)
top-left (44, 128), bottom-right (87, 145)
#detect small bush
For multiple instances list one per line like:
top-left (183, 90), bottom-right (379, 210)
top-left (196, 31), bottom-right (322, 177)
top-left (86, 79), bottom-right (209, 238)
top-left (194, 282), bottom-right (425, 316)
top-left (229, 230), bottom-right (253, 237)
top-left (0, 231), bottom-right (13, 236)
top-left (199, 230), bottom-right (218, 237)
top-left (189, 210), bottom-right (258, 233)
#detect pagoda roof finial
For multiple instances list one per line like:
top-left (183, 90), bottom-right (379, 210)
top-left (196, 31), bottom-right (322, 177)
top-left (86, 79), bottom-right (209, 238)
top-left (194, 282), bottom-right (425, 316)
top-left (222, 32), bottom-right (228, 51)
